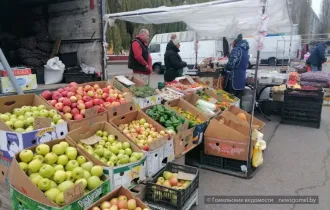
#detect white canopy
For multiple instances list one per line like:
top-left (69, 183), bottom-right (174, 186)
top-left (104, 0), bottom-right (292, 39)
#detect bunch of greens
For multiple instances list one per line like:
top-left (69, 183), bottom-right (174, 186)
top-left (130, 86), bottom-right (156, 98)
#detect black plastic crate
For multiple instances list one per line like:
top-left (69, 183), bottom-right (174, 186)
top-left (282, 110), bottom-right (321, 120)
top-left (282, 101), bottom-right (322, 112)
top-left (146, 162), bottom-right (199, 210)
top-left (31, 68), bottom-right (45, 84)
top-left (59, 52), bottom-right (78, 67)
top-left (63, 72), bottom-right (97, 83)
top-left (281, 118), bottom-right (320, 128)
top-left (284, 89), bottom-right (324, 103)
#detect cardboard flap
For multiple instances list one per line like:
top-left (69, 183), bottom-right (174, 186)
top-left (67, 123), bottom-right (104, 143)
top-left (205, 119), bottom-right (249, 141)
top-left (227, 105), bottom-right (265, 129)
top-left (0, 94), bottom-right (34, 112)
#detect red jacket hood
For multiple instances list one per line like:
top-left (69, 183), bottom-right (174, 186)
top-left (136, 35), bottom-right (148, 45)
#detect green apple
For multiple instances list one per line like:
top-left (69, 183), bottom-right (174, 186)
top-left (14, 120), bottom-right (24, 129)
top-left (117, 142), bottom-right (123, 150)
top-left (25, 112), bottom-right (34, 118)
top-left (72, 167), bottom-right (84, 179)
top-left (31, 106), bottom-right (38, 112)
top-left (4, 112), bottom-right (11, 116)
top-left (91, 166), bottom-right (103, 177)
top-left (19, 162), bottom-right (29, 172)
top-left (0, 114), bottom-right (9, 122)
top-left (25, 126), bottom-right (34, 132)
top-left (96, 130), bottom-right (103, 137)
top-left (49, 110), bottom-right (57, 118)
top-left (110, 146), bottom-right (119, 155)
top-left (57, 155), bottom-right (69, 165)
top-left (120, 155), bottom-right (129, 165)
top-left (5, 121), bottom-right (14, 129)
top-left (129, 156), bottom-right (138, 163)
top-left (131, 152), bottom-right (142, 160)
top-left (45, 188), bottom-right (61, 202)
top-left (118, 149), bottom-right (125, 155)
top-left (87, 176), bottom-right (102, 190)
top-left (37, 105), bottom-right (46, 111)
top-left (104, 142), bottom-right (111, 148)
top-left (65, 160), bottom-right (79, 171)
top-left (81, 161), bottom-right (93, 172)
top-left (58, 180), bottom-right (74, 192)
top-left (39, 164), bottom-right (55, 178)
top-left (54, 165), bottom-right (64, 171)
top-left (39, 110), bottom-right (49, 118)
top-left (29, 173), bottom-right (40, 180)
top-left (100, 158), bottom-right (107, 163)
top-left (59, 141), bottom-right (69, 150)
top-left (52, 144), bottom-right (65, 155)
top-left (28, 159), bottom-right (43, 173)
top-left (66, 171), bottom-right (75, 182)
top-left (99, 139), bottom-right (106, 145)
top-left (122, 142), bottom-right (130, 150)
top-left (117, 154), bottom-right (124, 160)
top-left (55, 192), bottom-right (65, 206)
top-left (52, 114), bottom-right (62, 123)
top-left (14, 108), bottom-right (24, 117)
top-left (125, 148), bottom-right (132, 156)
top-left (50, 180), bottom-right (57, 188)
top-left (95, 147), bottom-right (104, 156)
top-left (21, 106), bottom-right (30, 112)
top-left (107, 161), bottom-right (114, 167)
top-left (65, 147), bottom-right (78, 160)
top-left (31, 174), bottom-right (43, 186)
top-left (44, 152), bottom-right (58, 165)
top-left (53, 170), bottom-right (67, 184)
top-left (37, 178), bottom-right (51, 191)
top-left (56, 119), bottom-right (65, 125)
top-left (102, 131), bottom-right (109, 137)
top-left (51, 122), bottom-right (56, 127)
top-left (103, 150), bottom-right (112, 159)
top-left (76, 156), bottom-right (87, 165)
top-left (75, 178), bottom-right (88, 189)
top-left (86, 149), bottom-right (94, 156)
top-left (108, 135), bottom-right (115, 143)
top-left (83, 170), bottom-right (91, 179)
top-left (17, 115), bottom-right (25, 121)
top-left (15, 128), bottom-right (25, 133)
top-left (85, 145), bottom-right (93, 151)
top-left (139, 118), bottom-right (146, 125)
top-left (36, 144), bottom-right (50, 156)
top-left (32, 111), bottom-right (40, 118)
top-left (109, 156), bottom-right (118, 163)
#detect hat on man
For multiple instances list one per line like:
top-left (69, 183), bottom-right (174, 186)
top-left (172, 39), bottom-right (180, 46)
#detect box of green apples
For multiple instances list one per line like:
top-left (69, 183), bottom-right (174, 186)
top-left (9, 138), bottom-right (111, 210)
top-left (66, 121), bottom-right (147, 191)
top-left (0, 94), bottom-right (68, 184)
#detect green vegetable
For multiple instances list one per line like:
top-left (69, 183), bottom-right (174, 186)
top-left (129, 85), bottom-right (156, 98)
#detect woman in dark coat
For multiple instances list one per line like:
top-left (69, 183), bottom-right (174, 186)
top-left (224, 34), bottom-right (249, 99)
top-left (164, 39), bottom-right (187, 82)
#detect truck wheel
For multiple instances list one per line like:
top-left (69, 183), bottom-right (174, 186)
top-left (268, 58), bottom-right (276, 66)
top-left (153, 64), bottom-right (162, 74)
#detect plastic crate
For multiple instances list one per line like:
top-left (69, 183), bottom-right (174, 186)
top-left (284, 89), bottom-right (324, 103)
top-left (63, 72), bottom-right (97, 83)
top-left (31, 68), bottom-right (45, 84)
top-left (281, 118), bottom-right (320, 128)
top-left (146, 163), bottom-right (199, 210)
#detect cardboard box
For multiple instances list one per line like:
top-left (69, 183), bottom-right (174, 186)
top-left (0, 67), bottom-right (32, 76)
top-left (66, 122), bottom-right (147, 190)
top-left (204, 119), bottom-right (256, 161)
top-left (87, 186), bottom-right (149, 210)
top-left (165, 98), bottom-right (209, 156)
top-left (226, 106), bottom-right (265, 130)
top-left (133, 94), bottom-right (162, 110)
top-left (9, 139), bottom-right (111, 209)
top-left (0, 74), bottom-right (37, 93)
top-left (111, 75), bottom-right (145, 93)
top-left (110, 110), bottom-right (169, 151)
top-left (0, 94), bottom-right (68, 184)
top-left (183, 93), bottom-right (222, 117)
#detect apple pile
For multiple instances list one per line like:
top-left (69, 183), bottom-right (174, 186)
top-left (0, 105), bottom-right (64, 133)
top-left (78, 130), bottom-right (144, 167)
top-left (92, 196), bottom-right (150, 210)
top-left (41, 82), bottom-right (129, 120)
top-left (156, 171), bottom-right (191, 190)
top-left (18, 141), bottom-right (105, 206)
top-left (118, 118), bottom-right (168, 151)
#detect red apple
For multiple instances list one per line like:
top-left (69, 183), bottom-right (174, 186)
top-left (58, 97), bottom-right (66, 103)
top-left (50, 100), bottom-right (57, 106)
top-left (93, 99), bottom-right (103, 105)
top-left (76, 90), bottom-right (84, 96)
top-left (143, 145), bottom-right (150, 151)
top-left (102, 93), bottom-right (109, 99)
top-left (77, 100), bottom-right (84, 104)
top-left (76, 95), bottom-right (82, 101)
top-left (69, 82), bottom-right (78, 87)
top-left (57, 88), bottom-right (64, 93)
top-left (41, 90), bottom-right (53, 100)
top-left (64, 87), bottom-right (70, 91)
top-left (107, 85), bottom-right (113, 90)
top-left (67, 92), bottom-right (75, 98)
top-left (71, 103), bottom-right (77, 108)
top-left (71, 108), bottom-right (79, 116)
top-left (70, 96), bottom-right (78, 102)
top-left (63, 98), bottom-right (71, 106)
top-left (102, 88), bottom-right (109, 93)
top-left (52, 92), bottom-right (62, 101)
top-left (103, 102), bottom-right (112, 108)
top-left (70, 87), bottom-right (77, 93)
top-left (55, 102), bottom-right (64, 111)
top-left (107, 96), bottom-right (116, 103)
top-left (97, 106), bottom-right (104, 113)
top-left (169, 177), bottom-right (178, 186)
top-left (119, 98), bottom-right (127, 104)
top-left (118, 200), bottom-right (128, 209)
top-left (74, 114), bottom-right (84, 120)
top-left (87, 91), bottom-right (94, 97)
top-left (63, 106), bottom-right (71, 113)
top-left (84, 85), bottom-right (92, 92)
top-left (64, 113), bottom-right (73, 120)
top-left (80, 109), bottom-right (86, 116)
top-left (85, 100), bottom-right (94, 109)
top-left (83, 96), bottom-right (92, 102)
top-left (61, 91), bottom-right (68, 97)
top-left (77, 103), bottom-right (86, 110)
top-left (96, 89), bottom-right (103, 95)
top-left (93, 84), bottom-right (100, 90)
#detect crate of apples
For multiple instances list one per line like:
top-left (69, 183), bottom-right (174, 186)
top-left (41, 82), bottom-right (129, 120)
top-left (77, 130), bottom-right (145, 167)
top-left (156, 171), bottom-right (191, 190)
top-left (18, 140), bottom-right (106, 206)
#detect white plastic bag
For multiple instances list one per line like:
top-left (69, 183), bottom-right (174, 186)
top-left (81, 63), bottom-right (97, 74)
top-left (44, 57), bottom-right (65, 85)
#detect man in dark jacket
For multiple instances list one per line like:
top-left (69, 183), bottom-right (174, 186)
top-left (128, 29), bottom-right (152, 84)
top-left (224, 34), bottom-right (249, 99)
top-left (164, 39), bottom-right (187, 82)
top-left (307, 41), bottom-right (330, 72)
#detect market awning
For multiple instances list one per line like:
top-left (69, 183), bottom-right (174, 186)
top-left (104, 0), bottom-right (292, 39)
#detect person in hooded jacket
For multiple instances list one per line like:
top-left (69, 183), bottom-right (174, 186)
top-left (307, 41), bottom-right (330, 72)
top-left (224, 34), bottom-right (249, 99)
top-left (164, 39), bottom-right (187, 82)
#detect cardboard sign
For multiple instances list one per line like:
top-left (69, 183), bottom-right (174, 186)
top-left (85, 107), bottom-right (98, 118)
top-left (80, 135), bottom-right (102, 145)
top-left (33, 117), bottom-right (52, 130)
top-left (177, 171), bottom-right (195, 181)
top-left (64, 182), bottom-right (84, 204)
top-left (185, 76), bottom-right (196, 84)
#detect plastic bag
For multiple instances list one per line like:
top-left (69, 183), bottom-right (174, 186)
top-left (252, 141), bottom-right (263, 167)
top-left (44, 57), bottom-right (65, 85)
top-left (81, 63), bottom-right (97, 74)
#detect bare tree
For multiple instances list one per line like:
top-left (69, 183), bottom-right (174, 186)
top-left (319, 0), bottom-right (330, 34)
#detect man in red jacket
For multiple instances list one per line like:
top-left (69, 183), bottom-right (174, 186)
top-left (128, 29), bottom-right (152, 85)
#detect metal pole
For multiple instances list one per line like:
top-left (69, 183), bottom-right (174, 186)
top-left (0, 48), bottom-right (23, 95)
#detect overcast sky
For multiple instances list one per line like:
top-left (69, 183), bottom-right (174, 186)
top-left (312, 0), bottom-right (322, 16)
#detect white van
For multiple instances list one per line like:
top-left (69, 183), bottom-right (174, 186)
top-left (149, 31), bottom-right (257, 74)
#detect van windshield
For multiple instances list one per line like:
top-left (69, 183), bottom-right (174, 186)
top-left (149, 44), bottom-right (160, 53)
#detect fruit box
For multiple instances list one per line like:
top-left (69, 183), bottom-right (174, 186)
top-left (111, 75), bottom-right (145, 93)
top-left (227, 105), bottom-right (265, 130)
top-left (204, 119), bottom-right (256, 161)
top-left (165, 98), bottom-right (209, 157)
top-left (86, 186), bottom-right (150, 210)
top-left (0, 74), bottom-right (37, 93)
top-left (182, 93), bottom-right (222, 118)
top-left (66, 122), bottom-right (147, 191)
top-left (146, 162), bottom-right (199, 210)
top-left (110, 110), bottom-right (169, 151)
top-left (0, 94), bottom-right (68, 184)
top-left (9, 139), bottom-right (111, 210)
top-left (0, 67), bottom-right (32, 76)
